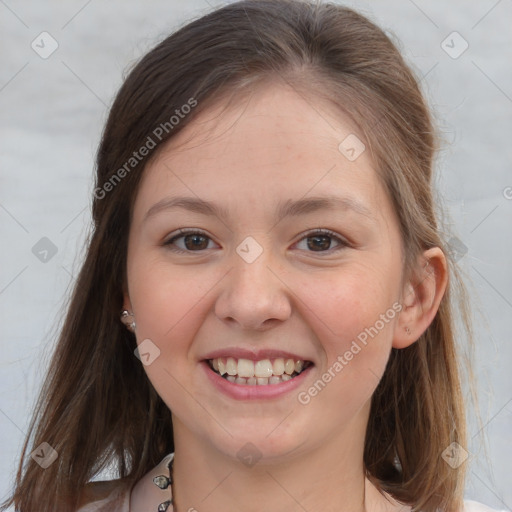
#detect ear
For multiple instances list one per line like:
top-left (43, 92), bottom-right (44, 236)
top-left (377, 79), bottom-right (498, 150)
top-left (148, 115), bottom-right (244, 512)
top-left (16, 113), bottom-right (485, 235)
top-left (122, 284), bottom-right (133, 313)
top-left (393, 247), bottom-right (448, 349)
top-left (122, 293), bottom-right (132, 312)
top-left (120, 291), bottom-right (136, 332)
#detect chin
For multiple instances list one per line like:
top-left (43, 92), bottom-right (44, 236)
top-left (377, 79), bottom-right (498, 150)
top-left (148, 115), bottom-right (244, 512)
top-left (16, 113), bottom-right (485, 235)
top-left (202, 420), bottom-right (310, 466)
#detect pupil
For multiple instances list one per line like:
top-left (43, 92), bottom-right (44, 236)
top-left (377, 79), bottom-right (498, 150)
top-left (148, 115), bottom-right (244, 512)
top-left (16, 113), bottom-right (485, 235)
top-left (183, 234), bottom-right (331, 251)
top-left (308, 235), bottom-right (330, 251)
top-left (185, 234), bottom-right (208, 250)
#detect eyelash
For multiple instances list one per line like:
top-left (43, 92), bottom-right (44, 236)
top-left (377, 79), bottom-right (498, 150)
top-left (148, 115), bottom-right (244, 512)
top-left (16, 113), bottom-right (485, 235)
top-left (163, 228), bottom-right (349, 254)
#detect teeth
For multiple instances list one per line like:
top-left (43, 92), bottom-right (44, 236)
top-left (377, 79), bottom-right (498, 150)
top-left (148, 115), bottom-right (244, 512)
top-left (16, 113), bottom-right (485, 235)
top-left (272, 358), bottom-right (285, 376)
top-left (208, 356), bottom-right (311, 384)
top-left (237, 358), bottom-right (255, 378)
top-left (226, 357), bottom-right (237, 376)
top-left (254, 359), bottom-right (273, 378)
top-left (284, 359), bottom-right (295, 375)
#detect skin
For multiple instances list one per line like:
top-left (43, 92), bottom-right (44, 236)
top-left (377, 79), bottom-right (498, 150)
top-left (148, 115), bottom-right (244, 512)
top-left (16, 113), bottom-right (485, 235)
top-left (124, 82), bottom-right (447, 512)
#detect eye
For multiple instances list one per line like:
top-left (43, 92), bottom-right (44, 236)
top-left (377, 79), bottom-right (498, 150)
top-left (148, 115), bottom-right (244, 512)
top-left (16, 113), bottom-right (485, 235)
top-left (163, 228), bottom-right (349, 254)
top-left (163, 229), bottom-right (218, 253)
top-left (294, 228), bottom-right (348, 253)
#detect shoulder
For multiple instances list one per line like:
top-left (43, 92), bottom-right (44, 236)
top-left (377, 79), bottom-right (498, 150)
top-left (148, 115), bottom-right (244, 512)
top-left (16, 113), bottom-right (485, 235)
top-left (77, 477), bottom-right (133, 512)
top-left (463, 500), bottom-right (510, 512)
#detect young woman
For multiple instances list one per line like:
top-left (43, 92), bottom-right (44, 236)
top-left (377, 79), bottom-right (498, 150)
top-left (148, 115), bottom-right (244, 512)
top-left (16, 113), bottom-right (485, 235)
top-left (2, 1), bottom-right (507, 511)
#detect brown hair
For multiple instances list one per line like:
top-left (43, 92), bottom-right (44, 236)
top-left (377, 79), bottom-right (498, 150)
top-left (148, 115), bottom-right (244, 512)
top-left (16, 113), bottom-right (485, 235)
top-left (2, 1), bottom-right (476, 511)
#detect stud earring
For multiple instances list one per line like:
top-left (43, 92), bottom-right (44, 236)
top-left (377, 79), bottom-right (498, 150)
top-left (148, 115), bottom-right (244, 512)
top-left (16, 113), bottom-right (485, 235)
top-left (120, 309), bottom-right (136, 332)
top-left (405, 326), bottom-right (411, 335)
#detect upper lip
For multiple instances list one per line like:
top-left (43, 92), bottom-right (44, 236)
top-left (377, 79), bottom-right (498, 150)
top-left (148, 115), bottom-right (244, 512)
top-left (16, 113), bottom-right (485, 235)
top-left (202, 347), bottom-right (313, 362)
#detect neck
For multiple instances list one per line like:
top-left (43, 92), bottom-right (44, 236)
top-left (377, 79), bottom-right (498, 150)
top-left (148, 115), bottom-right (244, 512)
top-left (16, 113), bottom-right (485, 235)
top-left (171, 418), bottom-right (376, 512)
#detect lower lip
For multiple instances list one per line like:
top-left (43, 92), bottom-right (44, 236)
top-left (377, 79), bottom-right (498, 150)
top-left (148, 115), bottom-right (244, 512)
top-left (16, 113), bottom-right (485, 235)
top-left (201, 361), bottom-right (314, 401)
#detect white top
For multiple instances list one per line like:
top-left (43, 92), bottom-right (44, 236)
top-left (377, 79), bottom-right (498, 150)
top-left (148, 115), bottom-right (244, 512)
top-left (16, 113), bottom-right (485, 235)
top-left (77, 452), bottom-right (509, 512)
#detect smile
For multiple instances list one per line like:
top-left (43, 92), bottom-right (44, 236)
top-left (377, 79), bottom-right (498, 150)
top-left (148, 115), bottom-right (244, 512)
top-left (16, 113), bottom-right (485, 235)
top-left (207, 357), bottom-right (313, 385)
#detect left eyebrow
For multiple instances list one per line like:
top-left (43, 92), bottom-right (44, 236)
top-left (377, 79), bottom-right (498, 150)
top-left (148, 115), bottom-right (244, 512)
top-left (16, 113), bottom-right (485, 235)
top-left (143, 194), bottom-right (376, 224)
top-left (276, 195), bottom-right (375, 222)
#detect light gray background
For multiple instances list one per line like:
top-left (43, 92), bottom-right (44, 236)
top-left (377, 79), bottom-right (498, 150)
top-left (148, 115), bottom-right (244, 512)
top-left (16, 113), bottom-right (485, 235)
top-left (1, 0), bottom-right (511, 510)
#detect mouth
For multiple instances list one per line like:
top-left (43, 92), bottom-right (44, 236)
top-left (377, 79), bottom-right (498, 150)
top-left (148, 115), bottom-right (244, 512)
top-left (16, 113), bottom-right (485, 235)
top-left (205, 357), bottom-right (314, 386)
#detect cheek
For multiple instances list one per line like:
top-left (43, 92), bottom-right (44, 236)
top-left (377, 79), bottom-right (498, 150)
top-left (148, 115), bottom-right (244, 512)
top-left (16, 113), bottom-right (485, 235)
top-left (300, 281), bottom-right (395, 415)
top-left (127, 255), bottom-right (209, 344)
top-left (301, 267), bottom-right (397, 377)
top-left (127, 258), bottom-right (212, 409)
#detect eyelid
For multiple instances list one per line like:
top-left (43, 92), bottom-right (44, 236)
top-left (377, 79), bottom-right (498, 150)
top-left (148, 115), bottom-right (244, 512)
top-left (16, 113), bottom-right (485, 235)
top-left (163, 228), bottom-right (217, 251)
top-left (295, 228), bottom-right (349, 250)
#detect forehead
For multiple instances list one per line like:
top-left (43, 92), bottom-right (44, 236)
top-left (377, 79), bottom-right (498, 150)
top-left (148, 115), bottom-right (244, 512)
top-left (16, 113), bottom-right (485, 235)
top-left (133, 82), bottom-right (393, 226)
top-left (162, 82), bottom-right (366, 166)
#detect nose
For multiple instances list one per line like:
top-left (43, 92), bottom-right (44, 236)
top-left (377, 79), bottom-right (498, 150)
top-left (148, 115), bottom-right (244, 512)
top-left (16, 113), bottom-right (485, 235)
top-left (214, 243), bottom-right (292, 332)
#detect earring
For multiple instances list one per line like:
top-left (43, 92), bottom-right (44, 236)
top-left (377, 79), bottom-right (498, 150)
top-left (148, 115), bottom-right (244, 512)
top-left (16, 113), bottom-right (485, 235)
top-left (120, 309), bottom-right (136, 332)
top-left (405, 326), bottom-right (411, 335)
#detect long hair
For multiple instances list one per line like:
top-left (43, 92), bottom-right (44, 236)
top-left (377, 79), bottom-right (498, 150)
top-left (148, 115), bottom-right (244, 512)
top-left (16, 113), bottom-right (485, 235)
top-left (2, 1), bottom-right (475, 510)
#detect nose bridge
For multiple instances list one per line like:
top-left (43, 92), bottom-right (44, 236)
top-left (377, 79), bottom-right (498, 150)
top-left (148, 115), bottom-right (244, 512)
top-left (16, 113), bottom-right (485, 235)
top-left (214, 235), bottom-right (291, 329)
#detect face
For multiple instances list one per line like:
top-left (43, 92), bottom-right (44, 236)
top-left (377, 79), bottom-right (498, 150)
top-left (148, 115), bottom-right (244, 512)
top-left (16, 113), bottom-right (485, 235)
top-left (124, 83), bottom-right (407, 463)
